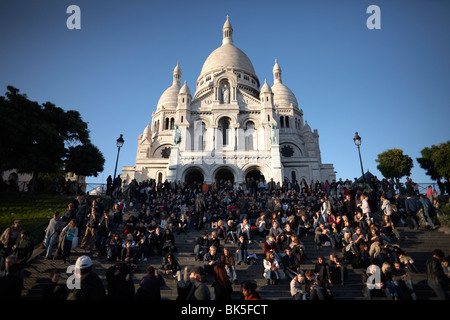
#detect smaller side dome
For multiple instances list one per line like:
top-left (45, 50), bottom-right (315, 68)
top-left (142, 123), bottom-right (151, 141)
top-left (179, 80), bottom-right (191, 97)
top-left (260, 79), bottom-right (272, 95)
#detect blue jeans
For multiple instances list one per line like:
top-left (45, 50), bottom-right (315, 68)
top-left (44, 233), bottom-right (58, 258)
top-left (265, 269), bottom-right (280, 280)
top-left (237, 249), bottom-right (247, 264)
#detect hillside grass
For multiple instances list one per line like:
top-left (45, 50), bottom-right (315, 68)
top-left (0, 192), bottom-right (75, 243)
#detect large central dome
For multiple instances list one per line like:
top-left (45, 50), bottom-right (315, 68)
top-left (200, 43), bottom-right (256, 77)
top-left (195, 17), bottom-right (260, 98)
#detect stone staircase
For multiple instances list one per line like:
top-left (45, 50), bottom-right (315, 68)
top-left (21, 217), bottom-right (450, 300)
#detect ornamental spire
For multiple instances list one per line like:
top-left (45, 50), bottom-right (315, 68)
top-left (222, 15), bottom-right (233, 45)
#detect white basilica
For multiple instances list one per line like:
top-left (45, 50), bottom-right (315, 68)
top-left (121, 17), bottom-right (335, 186)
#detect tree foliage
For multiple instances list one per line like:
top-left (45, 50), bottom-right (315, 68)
top-left (0, 86), bottom-right (104, 186)
top-left (65, 143), bottom-right (105, 178)
top-left (417, 142), bottom-right (450, 181)
top-left (375, 148), bottom-right (413, 181)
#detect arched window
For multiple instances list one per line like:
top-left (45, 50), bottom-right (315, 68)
top-left (285, 116), bottom-right (289, 128)
top-left (199, 122), bottom-right (206, 151)
top-left (291, 170), bottom-right (296, 183)
top-left (218, 117), bottom-right (231, 146)
top-left (157, 172), bottom-right (163, 184)
top-left (170, 118), bottom-right (175, 130)
top-left (280, 116), bottom-right (284, 128)
top-left (245, 121), bottom-right (255, 151)
top-left (165, 118), bottom-right (170, 130)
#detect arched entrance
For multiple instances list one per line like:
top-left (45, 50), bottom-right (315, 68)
top-left (184, 168), bottom-right (204, 186)
top-left (245, 169), bottom-right (265, 182)
top-left (215, 167), bottom-right (235, 185)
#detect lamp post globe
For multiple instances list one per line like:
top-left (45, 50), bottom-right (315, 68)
top-left (113, 134), bottom-right (124, 184)
top-left (353, 132), bottom-right (364, 178)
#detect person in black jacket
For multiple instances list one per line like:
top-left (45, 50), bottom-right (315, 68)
top-left (282, 247), bottom-right (301, 280)
top-left (161, 253), bottom-right (181, 277)
top-left (426, 249), bottom-right (448, 300)
top-left (343, 195), bottom-right (356, 223)
top-left (42, 269), bottom-right (68, 300)
top-left (314, 256), bottom-right (332, 296)
top-left (105, 262), bottom-right (135, 299)
top-left (136, 265), bottom-right (165, 300)
top-left (80, 207), bottom-right (99, 250)
top-left (193, 232), bottom-right (210, 261)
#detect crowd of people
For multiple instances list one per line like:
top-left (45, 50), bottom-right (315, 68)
top-left (0, 175), bottom-right (448, 300)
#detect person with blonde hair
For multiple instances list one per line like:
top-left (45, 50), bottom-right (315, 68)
top-left (263, 251), bottom-right (280, 285)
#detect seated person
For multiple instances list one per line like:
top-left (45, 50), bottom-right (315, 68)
top-left (203, 245), bottom-right (221, 275)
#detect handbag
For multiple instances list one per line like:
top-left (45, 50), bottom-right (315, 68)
top-left (72, 236), bottom-right (78, 249)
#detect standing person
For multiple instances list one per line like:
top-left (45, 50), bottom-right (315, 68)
top-left (67, 255), bottom-right (106, 300)
top-left (75, 197), bottom-right (88, 236)
top-left (360, 193), bottom-right (372, 223)
top-left (58, 219), bottom-right (78, 264)
top-left (80, 206), bottom-right (100, 250)
top-left (44, 211), bottom-right (63, 259)
top-left (418, 194), bottom-right (437, 229)
top-left (62, 203), bottom-right (76, 224)
top-left (194, 192), bottom-right (206, 230)
top-left (136, 265), bottom-right (165, 300)
top-left (404, 193), bottom-right (420, 230)
top-left (211, 264), bottom-right (233, 300)
top-left (426, 249), bottom-right (448, 300)
top-left (236, 234), bottom-right (248, 265)
top-left (112, 203), bottom-right (123, 234)
top-left (96, 209), bottom-right (112, 257)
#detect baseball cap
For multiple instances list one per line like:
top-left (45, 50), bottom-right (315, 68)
top-left (75, 255), bottom-right (93, 269)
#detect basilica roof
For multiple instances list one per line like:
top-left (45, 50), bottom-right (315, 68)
top-left (200, 44), bottom-right (256, 78)
top-left (195, 16), bottom-right (260, 97)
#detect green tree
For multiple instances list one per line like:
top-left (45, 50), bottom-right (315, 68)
top-left (417, 142), bottom-right (450, 182)
top-left (65, 143), bottom-right (105, 186)
top-left (376, 148), bottom-right (413, 193)
top-left (0, 86), bottom-right (104, 192)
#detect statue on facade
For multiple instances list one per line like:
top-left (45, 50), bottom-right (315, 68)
top-left (269, 123), bottom-right (278, 145)
top-left (172, 125), bottom-right (181, 145)
top-left (221, 83), bottom-right (230, 104)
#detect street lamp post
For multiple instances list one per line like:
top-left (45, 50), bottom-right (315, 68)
top-left (113, 134), bottom-right (124, 184)
top-left (353, 132), bottom-right (364, 178)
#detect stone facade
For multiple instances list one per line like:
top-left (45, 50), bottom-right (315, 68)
top-left (122, 17), bottom-right (335, 186)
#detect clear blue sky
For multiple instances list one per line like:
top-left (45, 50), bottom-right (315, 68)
top-left (1, 0), bottom-right (449, 186)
